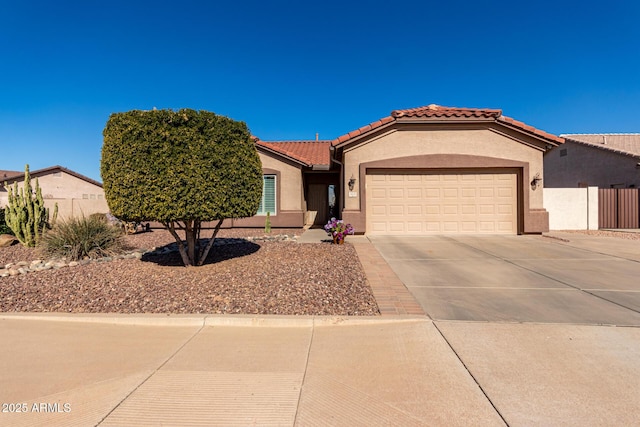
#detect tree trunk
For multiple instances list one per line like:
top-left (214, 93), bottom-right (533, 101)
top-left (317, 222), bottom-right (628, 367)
top-left (197, 219), bottom-right (223, 266)
top-left (164, 221), bottom-right (192, 267)
top-left (185, 220), bottom-right (196, 265)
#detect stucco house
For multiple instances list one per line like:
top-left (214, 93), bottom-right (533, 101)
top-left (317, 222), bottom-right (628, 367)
top-left (544, 134), bottom-right (640, 188)
top-left (244, 104), bottom-right (564, 235)
top-left (0, 165), bottom-right (107, 219)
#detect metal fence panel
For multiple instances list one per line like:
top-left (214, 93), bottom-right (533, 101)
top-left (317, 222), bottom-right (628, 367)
top-left (599, 188), bottom-right (640, 229)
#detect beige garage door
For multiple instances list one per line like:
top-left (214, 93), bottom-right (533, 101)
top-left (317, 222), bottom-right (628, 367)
top-left (366, 170), bottom-right (518, 235)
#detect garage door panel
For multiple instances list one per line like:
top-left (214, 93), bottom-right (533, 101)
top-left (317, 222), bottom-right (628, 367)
top-left (407, 222), bottom-right (422, 232)
top-left (498, 221), bottom-right (515, 231)
top-left (461, 204), bottom-right (476, 214)
top-left (479, 188), bottom-right (495, 197)
top-left (498, 187), bottom-right (513, 197)
top-left (407, 205), bottom-right (422, 215)
top-left (443, 222), bottom-right (459, 232)
top-left (443, 188), bottom-right (458, 198)
top-left (425, 205), bottom-right (440, 215)
top-left (479, 222), bottom-right (496, 232)
top-left (461, 221), bottom-right (477, 232)
top-left (389, 222), bottom-right (405, 232)
top-left (366, 171), bottom-right (517, 235)
top-left (479, 205), bottom-right (495, 214)
top-left (389, 205), bottom-right (404, 215)
top-left (425, 188), bottom-right (441, 198)
top-left (371, 188), bottom-right (387, 199)
top-left (407, 188), bottom-right (422, 198)
top-left (498, 204), bottom-right (513, 214)
top-left (389, 189), bottom-right (404, 199)
top-left (442, 204), bottom-right (458, 215)
top-left (462, 188), bottom-right (476, 197)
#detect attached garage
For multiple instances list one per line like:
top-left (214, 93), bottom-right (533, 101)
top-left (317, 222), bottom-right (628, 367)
top-left (333, 105), bottom-right (564, 235)
top-left (366, 169), bottom-right (518, 235)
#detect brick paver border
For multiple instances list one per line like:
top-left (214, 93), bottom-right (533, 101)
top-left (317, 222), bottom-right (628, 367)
top-left (351, 240), bottom-right (426, 316)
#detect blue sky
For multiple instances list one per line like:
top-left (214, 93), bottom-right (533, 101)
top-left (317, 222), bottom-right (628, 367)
top-left (1, 0), bottom-right (639, 182)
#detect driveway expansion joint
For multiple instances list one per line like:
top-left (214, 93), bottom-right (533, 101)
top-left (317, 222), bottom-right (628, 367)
top-left (433, 321), bottom-right (510, 427)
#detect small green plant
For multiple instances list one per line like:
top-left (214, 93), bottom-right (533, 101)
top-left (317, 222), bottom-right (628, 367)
top-left (265, 211), bottom-right (271, 234)
top-left (88, 212), bottom-right (108, 223)
top-left (0, 208), bottom-right (13, 235)
top-left (4, 165), bottom-right (57, 247)
top-left (40, 214), bottom-right (124, 261)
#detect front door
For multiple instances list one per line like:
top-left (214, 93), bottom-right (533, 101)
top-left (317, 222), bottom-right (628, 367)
top-left (306, 183), bottom-right (339, 227)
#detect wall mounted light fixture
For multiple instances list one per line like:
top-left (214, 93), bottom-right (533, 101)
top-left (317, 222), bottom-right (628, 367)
top-left (530, 173), bottom-right (542, 190)
top-left (348, 175), bottom-right (356, 191)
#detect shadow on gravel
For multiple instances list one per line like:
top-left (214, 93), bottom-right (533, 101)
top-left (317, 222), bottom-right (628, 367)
top-left (140, 238), bottom-right (261, 267)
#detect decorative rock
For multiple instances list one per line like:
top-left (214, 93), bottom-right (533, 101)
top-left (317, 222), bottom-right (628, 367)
top-left (0, 234), bottom-right (17, 248)
top-left (0, 245), bottom-right (168, 279)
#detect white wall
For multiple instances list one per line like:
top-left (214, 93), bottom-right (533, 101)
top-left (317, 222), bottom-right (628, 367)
top-left (544, 187), bottom-right (598, 230)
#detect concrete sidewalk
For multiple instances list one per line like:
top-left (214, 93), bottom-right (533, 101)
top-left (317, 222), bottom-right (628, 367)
top-left (2, 314), bottom-right (640, 426)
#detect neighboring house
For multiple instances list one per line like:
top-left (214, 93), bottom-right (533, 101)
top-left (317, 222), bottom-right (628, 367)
top-left (0, 165), bottom-right (107, 219)
top-left (544, 134), bottom-right (640, 188)
top-left (246, 104), bottom-right (563, 235)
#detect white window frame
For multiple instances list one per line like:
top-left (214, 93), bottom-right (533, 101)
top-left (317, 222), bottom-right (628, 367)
top-left (257, 174), bottom-right (276, 216)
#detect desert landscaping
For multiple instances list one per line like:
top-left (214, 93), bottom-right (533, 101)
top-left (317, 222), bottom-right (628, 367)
top-left (0, 228), bottom-right (379, 316)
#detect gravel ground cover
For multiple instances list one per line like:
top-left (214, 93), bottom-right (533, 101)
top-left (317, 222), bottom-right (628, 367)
top-left (0, 229), bottom-right (379, 316)
top-left (551, 230), bottom-right (640, 240)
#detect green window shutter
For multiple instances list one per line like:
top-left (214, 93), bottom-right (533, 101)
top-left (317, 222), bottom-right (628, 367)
top-left (258, 175), bottom-right (276, 215)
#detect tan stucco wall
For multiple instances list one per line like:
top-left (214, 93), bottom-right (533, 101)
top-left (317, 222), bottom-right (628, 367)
top-left (544, 141), bottom-right (640, 188)
top-left (342, 125), bottom-right (546, 211)
top-left (258, 152), bottom-right (304, 212)
top-left (0, 172), bottom-right (105, 219)
top-left (44, 199), bottom-right (110, 220)
top-left (1, 173), bottom-right (103, 202)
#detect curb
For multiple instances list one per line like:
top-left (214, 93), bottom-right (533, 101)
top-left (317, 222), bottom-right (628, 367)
top-left (0, 313), bottom-right (426, 327)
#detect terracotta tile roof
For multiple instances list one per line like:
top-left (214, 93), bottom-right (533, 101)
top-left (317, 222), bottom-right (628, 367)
top-left (0, 170), bottom-right (22, 181)
top-left (334, 116), bottom-right (394, 145)
top-left (497, 116), bottom-right (564, 145)
top-left (1, 166), bottom-right (103, 187)
top-left (392, 104), bottom-right (502, 119)
top-left (560, 134), bottom-right (640, 159)
top-left (255, 140), bottom-right (332, 167)
top-left (333, 104), bottom-right (564, 146)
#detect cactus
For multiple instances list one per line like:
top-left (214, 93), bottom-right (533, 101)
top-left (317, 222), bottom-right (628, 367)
top-left (265, 211), bottom-right (271, 234)
top-left (4, 165), bottom-right (56, 247)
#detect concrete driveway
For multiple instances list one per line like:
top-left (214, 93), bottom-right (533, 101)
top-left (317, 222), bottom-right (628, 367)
top-left (369, 234), bottom-right (640, 325)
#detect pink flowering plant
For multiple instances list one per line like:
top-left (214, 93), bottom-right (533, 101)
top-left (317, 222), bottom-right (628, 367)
top-left (324, 217), bottom-right (355, 243)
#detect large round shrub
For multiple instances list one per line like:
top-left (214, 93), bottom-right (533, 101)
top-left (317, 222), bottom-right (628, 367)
top-left (101, 109), bottom-right (263, 266)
